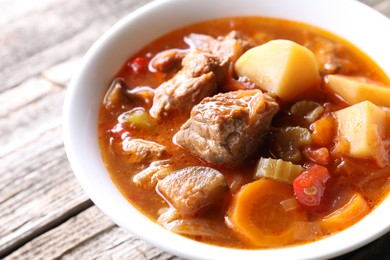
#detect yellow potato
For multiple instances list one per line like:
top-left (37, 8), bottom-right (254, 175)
top-left (235, 39), bottom-right (320, 101)
top-left (334, 101), bottom-right (388, 167)
top-left (325, 75), bottom-right (390, 107)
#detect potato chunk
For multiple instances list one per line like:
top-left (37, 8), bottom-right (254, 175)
top-left (325, 75), bottom-right (390, 107)
top-left (235, 39), bottom-right (320, 101)
top-left (334, 101), bottom-right (388, 167)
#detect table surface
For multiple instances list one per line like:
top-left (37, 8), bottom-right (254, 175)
top-left (1, 0), bottom-right (390, 259)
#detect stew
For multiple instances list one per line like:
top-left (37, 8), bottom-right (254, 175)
top-left (98, 17), bottom-right (390, 249)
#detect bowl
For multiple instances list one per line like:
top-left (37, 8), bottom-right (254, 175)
top-left (63, 0), bottom-right (390, 259)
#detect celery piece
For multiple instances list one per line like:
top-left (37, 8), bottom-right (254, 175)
top-left (118, 107), bottom-right (155, 129)
top-left (290, 100), bottom-right (324, 126)
top-left (254, 157), bottom-right (304, 184)
top-left (269, 126), bottom-right (313, 163)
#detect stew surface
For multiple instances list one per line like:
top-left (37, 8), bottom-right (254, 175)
top-left (98, 17), bottom-right (390, 249)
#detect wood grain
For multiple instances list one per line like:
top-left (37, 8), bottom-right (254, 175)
top-left (0, 0), bottom-right (389, 259)
top-left (0, 0), bottom-right (156, 257)
top-left (0, 123), bottom-right (92, 256)
top-left (5, 207), bottom-right (181, 260)
top-left (362, 0), bottom-right (390, 15)
top-left (0, 0), bottom-right (151, 93)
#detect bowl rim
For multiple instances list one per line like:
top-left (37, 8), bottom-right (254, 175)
top-left (63, 0), bottom-right (390, 259)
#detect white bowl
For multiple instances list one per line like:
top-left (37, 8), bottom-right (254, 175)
top-left (63, 0), bottom-right (390, 259)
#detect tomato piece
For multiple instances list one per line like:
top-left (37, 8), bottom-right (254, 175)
top-left (293, 164), bottom-right (330, 208)
top-left (128, 57), bottom-right (149, 74)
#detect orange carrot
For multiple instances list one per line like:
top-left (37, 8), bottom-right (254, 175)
top-left (226, 179), bottom-right (307, 247)
top-left (311, 115), bottom-right (336, 146)
top-left (319, 192), bottom-right (369, 234)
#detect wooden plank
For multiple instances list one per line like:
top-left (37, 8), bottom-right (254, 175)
top-left (0, 77), bottom-right (63, 156)
top-left (0, 0), bottom-right (57, 26)
top-left (0, 57), bottom-right (94, 256)
top-left (360, 0), bottom-right (390, 16)
top-left (0, 76), bottom-right (57, 118)
top-left (0, 123), bottom-right (92, 257)
top-left (0, 0), bottom-right (154, 93)
top-left (41, 56), bottom-right (83, 87)
top-left (360, 0), bottom-right (386, 6)
top-left (4, 206), bottom-right (182, 260)
top-left (4, 204), bottom-right (389, 260)
top-left (375, 0), bottom-right (390, 16)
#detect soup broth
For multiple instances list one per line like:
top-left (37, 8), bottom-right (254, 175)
top-left (98, 17), bottom-right (390, 249)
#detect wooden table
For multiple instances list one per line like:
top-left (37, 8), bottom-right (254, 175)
top-left (1, 0), bottom-right (389, 259)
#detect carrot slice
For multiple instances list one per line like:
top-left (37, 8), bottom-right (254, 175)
top-left (226, 179), bottom-right (307, 247)
top-left (319, 192), bottom-right (369, 234)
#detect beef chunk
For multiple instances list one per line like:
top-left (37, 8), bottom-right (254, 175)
top-left (133, 160), bottom-right (173, 190)
top-left (304, 36), bottom-right (357, 75)
top-left (149, 30), bottom-right (253, 74)
top-left (157, 166), bottom-right (228, 216)
top-left (149, 31), bottom-right (254, 118)
top-left (186, 30), bottom-right (254, 62)
top-left (150, 51), bottom-right (229, 118)
top-left (150, 49), bottom-right (187, 72)
top-left (174, 90), bottom-right (280, 166)
top-left (122, 138), bottom-right (166, 163)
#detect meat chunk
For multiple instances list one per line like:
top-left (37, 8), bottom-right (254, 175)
top-left (122, 138), bottom-right (166, 163)
top-left (304, 36), bottom-right (358, 75)
top-left (157, 166), bottom-right (228, 216)
top-left (149, 30), bottom-right (253, 74)
top-left (174, 90), bottom-right (280, 166)
top-left (150, 51), bottom-right (229, 118)
top-left (133, 160), bottom-right (173, 189)
top-left (186, 30), bottom-right (254, 62)
top-left (149, 31), bottom-right (254, 118)
top-left (150, 49), bottom-right (187, 72)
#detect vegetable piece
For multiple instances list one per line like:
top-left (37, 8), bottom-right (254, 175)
top-left (290, 100), bottom-right (324, 126)
top-left (357, 167), bottom-right (390, 203)
top-left (128, 57), bottom-right (149, 74)
top-left (293, 221), bottom-right (322, 241)
top-left (103, 78), bottom-right (127, 109)
top-left (334, 101), bottom-right (388, 167)
top-left (254, 157), bottom-right (304, 184)
top-left (228, 174), bottom-right (247, 194)
top-left (269, 126), bottom-right (313, 163)
top-left (226, 179), bottom-right (307, 247)
top-left (325, 75), bottom-right (390, 106)
top-left (319, 192), bottom-right (369, 234)
top-left (235, 39), bottom-right (320, 101)
top-left (311, 115), bottom-right (336, 147)
top-left (293, 164), bottom-right (330, 208)
top-left (164, 218), bottom-right (233, 239)
top-left (280, 197), bottom-right (299, 212)
top-left (157, 207), bottom-right (181, 224)
top-left (303, 147), bottom-right (330, 165)
top-left (118, 107), bottom-right (155, 129)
